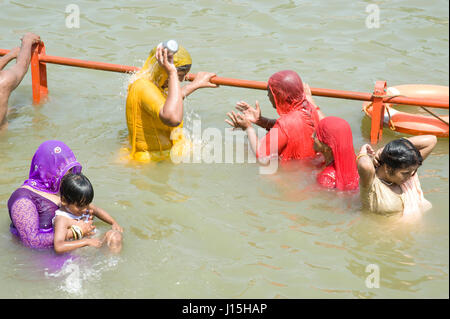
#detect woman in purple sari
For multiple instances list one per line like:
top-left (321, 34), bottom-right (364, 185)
top-left (7, 140), bottom-right (96, 249)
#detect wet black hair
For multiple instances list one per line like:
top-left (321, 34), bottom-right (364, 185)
top-left (60, 173), bottom-right (94, 207)
top-left (379, 138), bottom-right (423, 170)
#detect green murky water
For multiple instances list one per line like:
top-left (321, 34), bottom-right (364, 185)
top-left (0, 0), bottom-right (448, 298)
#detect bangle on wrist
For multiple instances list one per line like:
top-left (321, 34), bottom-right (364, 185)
top-left (356, 153), bottom-right (369, 161)
top-left (71, 225), bottom-right (83, 240)
top-left (70, 227), bottom-right (78, 240)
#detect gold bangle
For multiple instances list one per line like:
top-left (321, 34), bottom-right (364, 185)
top-left (71, 225), bottom-right (83, 239)
top-left (356, 153), bottom-right (369, 161)
top-left (70, 226), bottom-right (78, 240)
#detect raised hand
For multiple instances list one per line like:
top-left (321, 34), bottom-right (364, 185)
top-left (225, 110), bottom-right (252, 130)
top-left (21, 32), bottom-right (41, 46)
top-left (155, 45), bottom-right (176, 74)
top-left (235, 100), bottom-right (261, 124)
top-left (191, 71), bottom-right (218, 89)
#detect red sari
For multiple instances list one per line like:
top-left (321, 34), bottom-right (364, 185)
top-left (315, 117), bottom-right (359, 191)
top-left (256, 70), bottom-right (320, 161)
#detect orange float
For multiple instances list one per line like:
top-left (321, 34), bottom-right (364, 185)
top-left (363, 84), bottom-right (449, 137)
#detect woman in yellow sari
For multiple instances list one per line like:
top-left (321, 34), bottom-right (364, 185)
top-left (125, 44), bottom-right (217, 162)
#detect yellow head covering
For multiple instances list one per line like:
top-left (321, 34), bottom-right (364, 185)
top-left (136, 45), bottom-right (192, 89)
top-left (124, 44), bottom-right (192, 163)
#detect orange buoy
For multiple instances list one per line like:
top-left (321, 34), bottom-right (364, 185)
top-left (363, 84), bottom-right (449, 137)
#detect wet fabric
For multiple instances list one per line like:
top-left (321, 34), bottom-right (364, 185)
top-left (8, 188), bottom-right (58, 249)
top-left (7, 140), bottom-right (82, 249)
top-left (400, 173), bottom-right (432, 217)
top-left (257, 70), bottom-right (320, 161)
top-left (125, 45), bottom-right (192, 162)
top-left (362, 175), bottom-right (404, 215)
top-left (23, 140), bottom-right (82, 194)
top-left (316, 162), bottom-right (337, 189)
top-left (362, 173), bottom-right (431, 217)
top-left (315, 117), bottom-right (359, 191)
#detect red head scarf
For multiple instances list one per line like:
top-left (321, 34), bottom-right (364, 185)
top-left (265, 70), bottom-right (320, 160)
top-left (315, 117), bottom-right (359, 191)
top-left (268, 70), bottom-right (318, 119)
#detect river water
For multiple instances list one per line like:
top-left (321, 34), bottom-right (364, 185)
top-left (0, 0), bottom-right (448, 298)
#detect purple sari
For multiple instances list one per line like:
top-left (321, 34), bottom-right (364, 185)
top-left (7, 140), bottom-right (82, 249)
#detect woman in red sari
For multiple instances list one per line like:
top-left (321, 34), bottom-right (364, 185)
top-left (313, 116), bottom-right (359, 191)
top-left (226, 70), bottom-right (324, 162)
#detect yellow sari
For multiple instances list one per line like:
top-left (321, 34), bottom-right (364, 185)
top-left (125, 45), bottom-right (192, 162)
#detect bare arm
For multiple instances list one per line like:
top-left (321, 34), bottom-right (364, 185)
top-left (53, 216), bottom-right (102, 254)
top-left (256, 116), bottom-right (277, 130)
top-left (235, 100), bottom-right (276, 130)
top-left (1, 33), bottom-right (40, 92)
top-left (0, 34), bottom-right (39, 128)
top-left (372, 135), bottom-right (438, 166)
top-left (90, 204), bottom-right (123, 232)
top-left (181, 71), bottom-right (217, 99)
top-left (304, 83), bottom-right (325, 121)
top-left (154, 47), bottom-right (183, 127)
top-left (405, 135), bottom-right (437, 160)
top-left (357, 144), bottom-right (376, 189)
top-left (226, 111), bottom-right (278, 165)
top-left (0, 47), bottom-right (20, 70)
top-left (159, 68), bottom-right (183, 126)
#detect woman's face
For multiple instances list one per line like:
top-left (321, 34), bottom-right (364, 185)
top-left (385, 165), bottom-right (419, 185)
top-left (161, 69), bottom-right (189, 89)
top-left (312, 132), bottom-right (329, 154)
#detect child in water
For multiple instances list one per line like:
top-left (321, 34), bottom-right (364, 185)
top-left (53, 173), bottom-right (123, 254)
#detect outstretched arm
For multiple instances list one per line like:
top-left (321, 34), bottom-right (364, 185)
top-left (1, 33), bottom-right (41, 91)
top-left (226, 111), bottom-right (287, 165)
top-left (235, 100), bottom-right (276, 131)
top-left (89, 204), bottom-right (123, 233)
top-left (0, 47), bottom-right (20, 71)
top-left (0, 33), bottom-right (40, 128)
top-left (181, 71), bottom-right (217, 99)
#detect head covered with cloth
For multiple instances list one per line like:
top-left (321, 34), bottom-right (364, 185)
top-left (125, 44), bottom-right (193, 162)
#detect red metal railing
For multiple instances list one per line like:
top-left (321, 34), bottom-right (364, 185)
top-left (1, 42), bottom-right (448, 144)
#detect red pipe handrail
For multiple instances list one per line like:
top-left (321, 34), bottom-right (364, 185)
top-left (1, 44), bottom-right (448, 143)
top-left (185, 74), bottom-right (449, 109)
top-left (2, 47), bottom-right (447, 109)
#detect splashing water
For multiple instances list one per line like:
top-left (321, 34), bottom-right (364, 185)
top-left (45, 256), bottom-right (120, 297)
top-left (120, 58), bottom-right (204, 147)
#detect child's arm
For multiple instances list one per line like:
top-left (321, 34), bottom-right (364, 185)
top-left (89, 204), bottom-right (123, 233)
top-left (53, 216), bottom-right (103, 254)
top-left (63, 218), bottom-right (96, 240)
